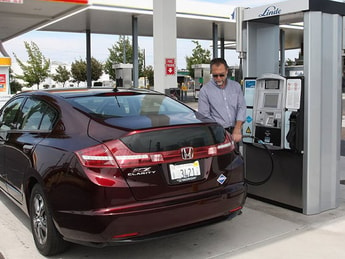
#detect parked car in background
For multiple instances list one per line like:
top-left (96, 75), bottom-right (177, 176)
top-left (0, 87), bottom-right (246, 256)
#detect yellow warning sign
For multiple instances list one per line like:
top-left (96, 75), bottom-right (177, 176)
top-left (246, 127), bottom-right (251, 134)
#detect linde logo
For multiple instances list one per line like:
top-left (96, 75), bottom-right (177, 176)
top-left (258, 6), bottom-right (282, 17)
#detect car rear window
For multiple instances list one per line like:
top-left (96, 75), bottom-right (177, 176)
top-left (67, 94), bottom-right (191, 117)
top-left (121, 125), bottom-right (225, 152)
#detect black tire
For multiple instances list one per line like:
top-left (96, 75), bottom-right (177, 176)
top-left (29, 184), bottom-right (69, 256)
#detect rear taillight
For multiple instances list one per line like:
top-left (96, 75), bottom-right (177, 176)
top-left (106, 139), bottom-right (157, 168)
top-left (75, 144), bottom-right (117, 168)
top-left (75, 131), bottom-right (234, 172)
top-left (229, 206), bottom-right (243, 213)
top-left (112, 232), bottom-right (139, 239)
top-left (214, 132), bottom-right (234, 155)
top-left (75, 144), bottom-right (120, 187)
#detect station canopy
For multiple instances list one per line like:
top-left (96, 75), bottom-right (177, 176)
top-left (0, 0), bottom-right (303, 50)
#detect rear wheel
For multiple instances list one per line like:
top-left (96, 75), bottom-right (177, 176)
top-left (29, 184), bottom-right (69, 256)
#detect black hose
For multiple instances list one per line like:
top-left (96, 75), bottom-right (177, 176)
top-left (242, 135), bottom-right (275, 186)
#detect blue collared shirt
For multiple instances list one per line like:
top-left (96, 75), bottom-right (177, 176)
top-left (198, 78), bottom-right (246, 128)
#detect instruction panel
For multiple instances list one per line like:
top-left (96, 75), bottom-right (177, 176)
top-left (286, 78), bottom-right (302, 110)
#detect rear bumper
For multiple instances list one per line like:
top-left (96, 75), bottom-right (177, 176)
top-left (55, 182), bottom-right (246, 245)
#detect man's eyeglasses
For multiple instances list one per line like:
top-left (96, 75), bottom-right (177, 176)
top-left (212, 74), bottom-right (225, 78)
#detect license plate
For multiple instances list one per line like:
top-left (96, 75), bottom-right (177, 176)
top-left (169, 161), bottom-right (201, 183)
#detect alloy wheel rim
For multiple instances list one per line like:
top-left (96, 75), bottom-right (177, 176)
top-left (32, 194), bottom-right (48, 245)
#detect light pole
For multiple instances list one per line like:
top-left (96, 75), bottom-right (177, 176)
top-left (143, 49), bottom-right (146, 88)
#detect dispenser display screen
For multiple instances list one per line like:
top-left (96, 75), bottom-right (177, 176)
top-left (264, 93), bottom-right (279, 108)
top-left (265, 79), bottom-right (280, 89)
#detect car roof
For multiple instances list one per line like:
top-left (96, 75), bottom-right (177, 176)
top-left (18, 87), bottom-right (161, 99)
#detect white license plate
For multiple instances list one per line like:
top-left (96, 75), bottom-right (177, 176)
top-left (169, 161), bottom-right (201, 182)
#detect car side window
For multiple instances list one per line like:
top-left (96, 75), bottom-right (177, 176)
top-left (40, 105), bottom-right (58, 130)
top-left (0, 97), bottom-right (25, 130)
top-left (19, 98), bottom-right (57, 131)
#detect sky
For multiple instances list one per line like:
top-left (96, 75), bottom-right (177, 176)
top-left (3, 0), bottom-right (292, 72)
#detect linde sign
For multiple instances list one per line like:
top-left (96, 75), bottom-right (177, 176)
top-left (243, 1), bottom-right (308, 21)
top-left (258, 6), bottom-right (282, 18)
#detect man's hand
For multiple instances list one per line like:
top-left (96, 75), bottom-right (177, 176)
top-left (232, 121), bottom-right (244, 143)
top-left (232, 127), bottom-right (242, 143)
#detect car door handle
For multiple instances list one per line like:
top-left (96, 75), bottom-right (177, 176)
top-left (23, 144), bottom-right (34, 153)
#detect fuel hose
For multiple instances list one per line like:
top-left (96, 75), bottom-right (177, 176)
top-left (241, 135), bottom-right (274, 186)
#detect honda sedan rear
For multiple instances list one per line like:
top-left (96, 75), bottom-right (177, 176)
top-left (0, 87), bottom-right (246, 256)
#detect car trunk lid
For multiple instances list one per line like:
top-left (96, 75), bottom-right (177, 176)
top-left (106, 124), bottom-right (234, 201)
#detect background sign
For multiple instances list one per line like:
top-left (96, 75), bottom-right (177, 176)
top-left (0, 74), bottom-right (6, 93)
top-left (165, 58), bottom-right (176, 75)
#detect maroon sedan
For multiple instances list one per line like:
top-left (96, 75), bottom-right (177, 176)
top-left (0, 88), bottom-right (246, 255)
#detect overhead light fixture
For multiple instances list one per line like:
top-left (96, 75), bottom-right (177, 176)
top-left (280, 22), bottom-right (304, 30)
top-left (176, 13), bottom-right (234, 22)
top-left (90, 5), bottom-right (152, 15)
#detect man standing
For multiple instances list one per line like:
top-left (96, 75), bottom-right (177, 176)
top-left (198, 58), bottom-right (246, 143)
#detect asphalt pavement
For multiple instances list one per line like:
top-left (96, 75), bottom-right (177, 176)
top-left (1, 177), bottom-right (345, 259)
top-left (1, 100), bottom-right (345, 258)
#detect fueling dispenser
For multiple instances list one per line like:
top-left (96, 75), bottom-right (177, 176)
top-left (246, 74), bottom-right (304, 150)
top-left (235, 0), bottom-right (345, 215)
top-left (113, 63), bottom-right (133, 88)
top-left (192, 64), bottom-right (210, 99)
top-left (253, 74), bottom-right (286, 148)
top-left (243, 73), bottom-right (304, 211)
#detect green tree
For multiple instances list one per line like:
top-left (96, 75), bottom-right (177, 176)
top-left (185, 40), bottom-right (211, 78)
top-left (71, 57), bottom-right (103, 87)
top-left (71, 59), bottom-right (86, 86)
top-left (143, 65), bottom-right (154, 87)
top-left (104, 36), bottom-right (145, 80)
top-left (52, 65), bottom-right (70, 87)
top-left (10, 80), bottom-right (23, 93)
top-left (13, 41), bottom-right (50, 89)
top-left (285, 58), bottom-right (294, 66)
top-left (9, 68), bottom-right (23, 93)
top-left (91, 57), bottom-right (103, 81)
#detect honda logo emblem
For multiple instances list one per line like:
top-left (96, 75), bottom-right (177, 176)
top-left (181, 147), bottom-right (194, 160)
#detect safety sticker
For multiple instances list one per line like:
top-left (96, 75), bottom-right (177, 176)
top-left (217, 174), bottom-right (227, 185)
top-left (246, 116), bottom-right (252, 123)
top-left (246, 127), bottom-right (251, 134)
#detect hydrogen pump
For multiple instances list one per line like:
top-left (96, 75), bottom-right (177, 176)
top-left (243, 73), bottom-right (304, 211)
